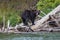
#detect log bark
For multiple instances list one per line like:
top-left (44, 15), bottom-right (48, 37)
top-left (31, 5), bottom-right (60, 30)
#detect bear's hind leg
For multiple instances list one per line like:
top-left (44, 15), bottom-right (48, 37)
top-left (22, 19), bottom-right (28, 26)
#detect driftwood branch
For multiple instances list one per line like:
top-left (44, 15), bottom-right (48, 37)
top-left (31, 5), bottom-right (60, 30)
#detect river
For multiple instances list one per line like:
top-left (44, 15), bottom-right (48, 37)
top-left (0, 32), bottom-right (60, 40)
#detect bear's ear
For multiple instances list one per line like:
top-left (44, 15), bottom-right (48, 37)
top-left (38, 10), bottom-right (41, 15)
top-left (36, 10), bottom-right (40, 15)
top-left (38, 10), bottom-right (40, 13)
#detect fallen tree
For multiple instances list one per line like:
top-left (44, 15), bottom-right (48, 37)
top-left (31, 5), bottom-right (60, 30)
top-left (6, 5), bottom-right (60, 32)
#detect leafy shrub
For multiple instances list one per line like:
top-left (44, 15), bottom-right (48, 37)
top-left (36, 0), bottom-right (60, 16)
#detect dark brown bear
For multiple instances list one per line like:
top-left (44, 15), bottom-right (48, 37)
top-left (21, 9), bottom-right (40, 26)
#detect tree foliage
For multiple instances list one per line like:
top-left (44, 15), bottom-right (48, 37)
top-left (37, 0), bottom-right (60, 16)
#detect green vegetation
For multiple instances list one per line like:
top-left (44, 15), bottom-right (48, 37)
top-left (0, 0), bottom-right (22, 26)
top-left (0, 0), bottom-right (60, 26)
top-left (0, 0), bottom-right (38, 26)
top-left (37, 0), bottom-right (60, 16)
top-left (6, 9), bottom-right (22, 26)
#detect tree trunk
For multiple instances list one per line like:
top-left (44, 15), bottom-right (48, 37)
top-left (2, 15), bottom-right (5, 32)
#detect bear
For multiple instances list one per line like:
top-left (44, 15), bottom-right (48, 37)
top-left (21, 9), bottom-right (40, 26)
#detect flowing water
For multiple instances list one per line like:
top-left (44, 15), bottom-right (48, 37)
top-left (0, 32), bottom-right (60, 40)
